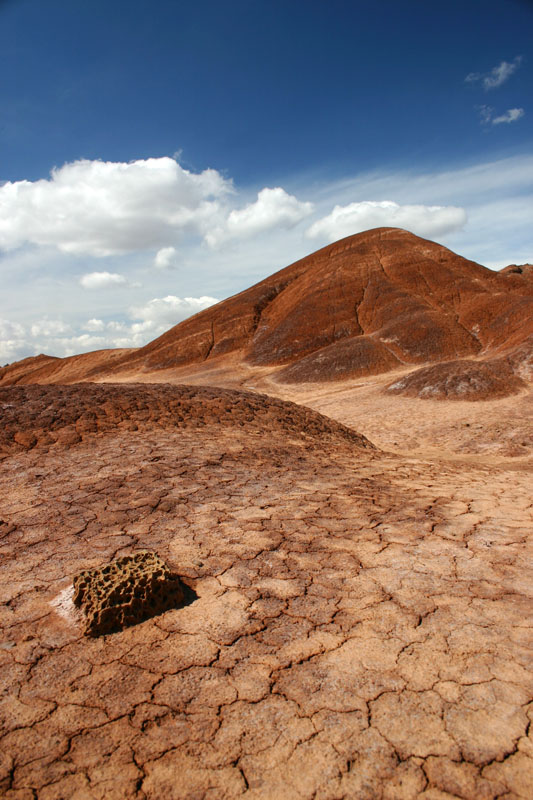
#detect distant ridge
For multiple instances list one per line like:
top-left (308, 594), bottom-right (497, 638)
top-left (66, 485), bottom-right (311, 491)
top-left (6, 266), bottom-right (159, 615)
top-left (1, 227), bottom-right (532, 397)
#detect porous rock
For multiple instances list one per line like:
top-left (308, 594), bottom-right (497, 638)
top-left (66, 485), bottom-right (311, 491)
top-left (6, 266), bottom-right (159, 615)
top-left (73, 551), bottom-right (185, 636)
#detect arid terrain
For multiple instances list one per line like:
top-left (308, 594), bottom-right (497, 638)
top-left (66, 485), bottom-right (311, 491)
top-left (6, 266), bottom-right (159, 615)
top-left (1, 229), bottom-right (532, 799)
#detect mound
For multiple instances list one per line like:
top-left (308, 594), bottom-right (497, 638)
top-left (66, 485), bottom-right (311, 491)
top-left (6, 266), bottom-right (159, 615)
top-left (500, 263), bottom-right (533, 278)
top-left (385, 359), bottom-right (527, 401)
top-left (0, 383), bottom-right (374, 458)
top-left (115, 228), bottom-right (531, 374)
top-left (2, 227), bottom-right (532, 387)
top-left (276, 335), bottom-right (401, 383)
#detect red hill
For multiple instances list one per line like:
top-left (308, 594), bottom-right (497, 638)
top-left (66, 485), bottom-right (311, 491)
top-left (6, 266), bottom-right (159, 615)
top-left (1, 227), bottom-right (532, 394)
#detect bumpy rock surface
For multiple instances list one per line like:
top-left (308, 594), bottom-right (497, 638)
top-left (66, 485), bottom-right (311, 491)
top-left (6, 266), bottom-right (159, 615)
top-left (0, 383), bottom-right (373, 459)
top-left (73, 551), bottom-right (185, 637)
top-left (1, 383), bottom-right (532, 799)
top-left (384, 359), bottom-right (527, 400)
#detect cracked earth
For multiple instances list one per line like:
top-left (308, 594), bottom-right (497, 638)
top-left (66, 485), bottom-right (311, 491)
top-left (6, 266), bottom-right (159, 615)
top-left (0, 384), bottom-right (532, 799)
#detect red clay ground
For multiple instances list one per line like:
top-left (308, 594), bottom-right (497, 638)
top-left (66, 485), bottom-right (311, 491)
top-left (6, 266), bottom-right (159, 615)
top-left (1, 384), bottom-right (532, 799)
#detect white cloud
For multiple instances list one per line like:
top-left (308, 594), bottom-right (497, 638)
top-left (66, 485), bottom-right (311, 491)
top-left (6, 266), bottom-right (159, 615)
top-left (30, 319), bottom-right (71, 337)
top-left (0, 157), bottom-right (232, 257)
top-left (206, 187), bottom-right (313, 246)
top-left (0, 319), bottom-right (26, 340)
top-left (83, 318), bottom-right (106, 331)
top-left (466, 56), bottom-right (522, 90)
top-left (0, 294), bottom-right (220, 362)
top-left (106, 321), bottom-right (127, 332)
top-left (130, 295), bottom-right (218, 327)
top-left (0, 319), bottom-right (27, 363)
top-left (75, 296), bottom-right (220, 351)
top-left (80, 271), bottom-right (127, 289)
top-left (154, 246), bottom-right (178, 269)
top-left (59, 334), bottom-right (108, 356)
top-left (306, 201), bottom-right (466, 243)
top-left (478, 105), bottom-right (525, 126)
top-left (477, 104), bottom-right (494, 124)
top-left (492, 107), bottom-right (525, 125)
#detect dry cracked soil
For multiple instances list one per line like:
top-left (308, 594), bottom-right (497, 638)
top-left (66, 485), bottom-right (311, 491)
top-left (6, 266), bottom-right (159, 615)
top-left (0, 383), bottom-right (532, 800)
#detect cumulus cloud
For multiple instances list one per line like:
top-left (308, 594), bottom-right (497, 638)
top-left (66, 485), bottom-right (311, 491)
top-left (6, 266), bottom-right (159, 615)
top-left (80, 271), bottom-right (127, 289)
top-left (30, 319), bottom-right (72, 337)
top-left (0, 157), bottom-right (232, 256)
top-left (206, 187), bottom-right (313, 247)
top-left (58, 334), bottom-right (109, 355)
top-left (306, 201), bottom-right (467, 243)
top-left (2, 154), bottom-right (532, 364)
top-left (0, 319), bottom-right (27, 363)
top-left (492, 107), bottom-right (525, 125)
top-left (77, 296), bottom-right (220, 350)
top-left (130, 295), bottom-right (218, 327)
top-left (466, 56), bottom-right (522, 90)
top-left (0, 294), bottom-right (220, 362)
top-left (83, 318), bottom-right (106, 332)
top-left (154, 246), bottom-right (178, 269)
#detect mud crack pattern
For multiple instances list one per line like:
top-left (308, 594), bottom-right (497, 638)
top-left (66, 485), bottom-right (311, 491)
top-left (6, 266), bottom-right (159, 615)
top-left (0, 385), bottom-right (531, 799)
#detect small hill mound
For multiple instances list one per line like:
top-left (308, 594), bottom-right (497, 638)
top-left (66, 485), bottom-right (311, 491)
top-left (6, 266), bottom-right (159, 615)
top-left (500, 263), bottom-right (533, 278)
top-left (275, 335), bottom-right (401, 383)
top-left (0, 383), bottom-right (375, 458)
top-left (385, 360), bottom-right (527, 401)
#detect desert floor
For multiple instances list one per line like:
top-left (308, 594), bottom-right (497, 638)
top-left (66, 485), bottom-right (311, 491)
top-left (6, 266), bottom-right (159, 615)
top-left (1, 373), bottom-right (532, 799)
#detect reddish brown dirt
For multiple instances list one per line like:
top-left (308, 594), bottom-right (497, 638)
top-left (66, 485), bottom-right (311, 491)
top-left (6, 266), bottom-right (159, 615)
top-left (1, 383), bottom-right (532, 799)
top-left (1, 231), bottom-right (532, 797)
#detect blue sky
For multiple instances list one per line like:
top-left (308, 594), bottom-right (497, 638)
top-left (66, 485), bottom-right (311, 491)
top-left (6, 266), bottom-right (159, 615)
top-left (1, 0), bottom-right (532, 362)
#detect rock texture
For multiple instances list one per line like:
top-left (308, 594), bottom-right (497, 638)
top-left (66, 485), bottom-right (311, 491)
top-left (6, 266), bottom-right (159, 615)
top-left (1, 228), bottom-right (532, 396)
top-left (73, 552), bottom-right (185, 637)
top-left (1, 383), bottom-right (532, 799)
top-left (0, 383), bottom-right (373, 459)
